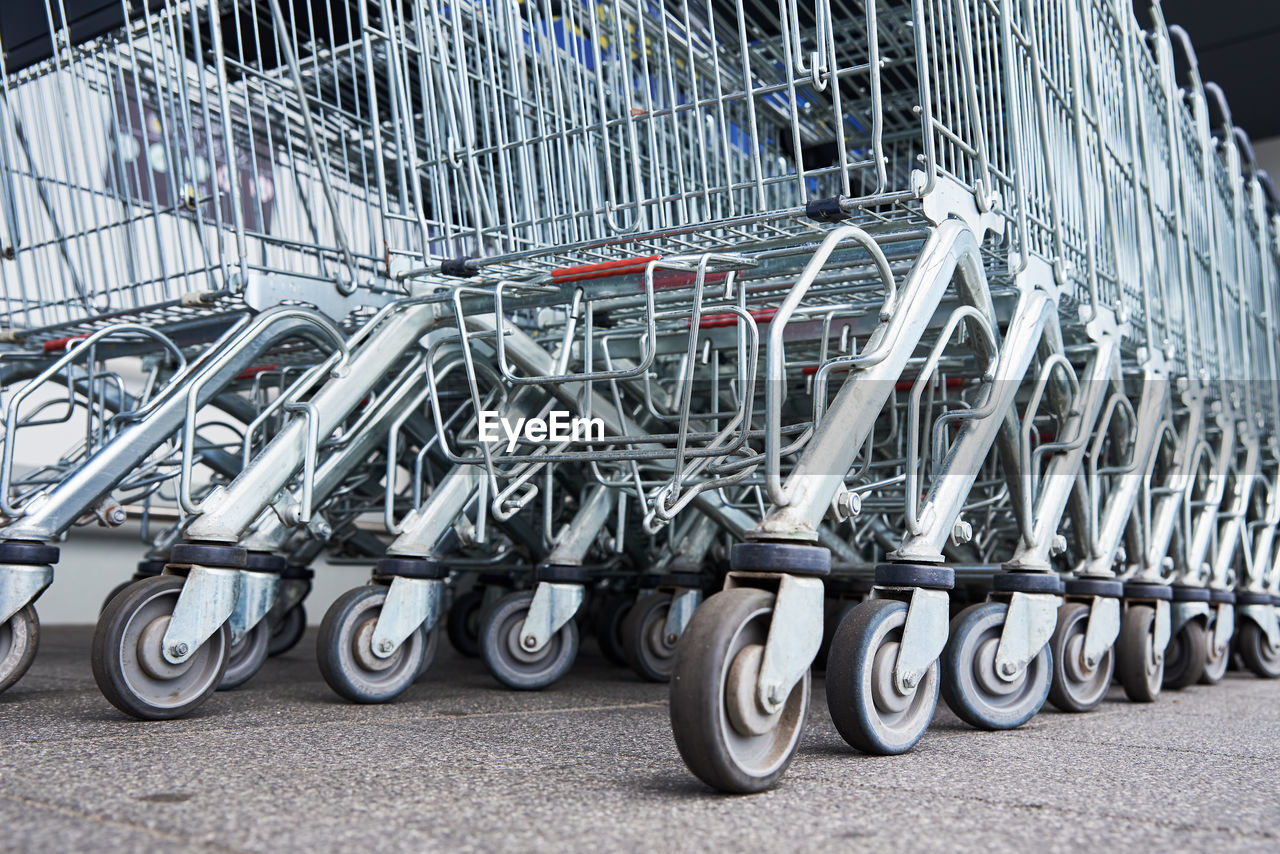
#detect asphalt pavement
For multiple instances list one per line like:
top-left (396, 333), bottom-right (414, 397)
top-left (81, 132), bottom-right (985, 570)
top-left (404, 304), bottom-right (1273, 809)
top-left (1, 625), bottom-right (1276, 853)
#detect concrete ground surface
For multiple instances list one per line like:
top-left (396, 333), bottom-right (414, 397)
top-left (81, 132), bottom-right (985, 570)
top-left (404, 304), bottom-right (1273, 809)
top-left (1, 626), bottom-right (1276, 853)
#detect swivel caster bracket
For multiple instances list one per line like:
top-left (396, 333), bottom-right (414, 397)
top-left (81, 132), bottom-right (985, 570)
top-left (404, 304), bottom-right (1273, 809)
top-left (1081, 595), bottom-right (1121, 669)
top-left (520, 582), bottom-right (584, 653)
top-left (1211, 602), bottom-right (1234, 655)
top-left (662, 588), bottom-right (702, 644)
top-left (227, 570), bottom-right (280, 646)
top-left (162, 565), bottom-right (240, 665)
top-left (994, 592), bottom-right (1059, 679)
top-left (1152, 599), bottom-right (1172, 657)
top-left (1170, 600), bottom-right (1209, 638)
top-left (886, 586), bottom-right (949, 694)
top-left (755, 574), bottom-right (824, 714)
top-left (1240, 602), bottom-right (1279, 652)
top-left (0, 564), bottom-right (53, 625)
top-left (370, 576), bottom-right (441, 658)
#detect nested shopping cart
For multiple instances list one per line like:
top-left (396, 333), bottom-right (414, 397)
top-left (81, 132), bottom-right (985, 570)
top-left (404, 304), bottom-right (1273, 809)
top-left (0, 0), bottom-right (422, 695)
top-left (0, 0), bottom-right (1277, 799)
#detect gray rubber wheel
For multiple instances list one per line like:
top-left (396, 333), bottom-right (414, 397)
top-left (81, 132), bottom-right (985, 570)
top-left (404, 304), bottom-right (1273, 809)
top-left (267, 604), bottom-right (307, 657)
top-left (481, 591), bottom-right (579, 690)
top-left (1162, 619), bottom-right (1207, 689)
top-left (1047, 602), bottom-right (1114, 713)
top-left (317, 585), bottom-right (434, 703)
top-left (1238, 620), bottom-right (1280, 678)
top-left (669, 588), bottom-right (809, 793)
top-left (593, 593), bottom-right (632, 667)
top-left (0, 604), bottom-right (39, 694)
top-left (1116, 605), bottom-right (1163, 702)
top-left (92, 576), bottom-right (229, 720)
top-left (218, 619), bottom-right (272, 690)
top-left (1200, 620), bottom-right (1231, 685)
top-left (941, 602), bottom-right (1052, 730)
top-left (446, 589), bottom-right (484, 658)
top-left (622, 592), bottom-right (679, 682)
top-left (825, 598), bottom-right (938, 754)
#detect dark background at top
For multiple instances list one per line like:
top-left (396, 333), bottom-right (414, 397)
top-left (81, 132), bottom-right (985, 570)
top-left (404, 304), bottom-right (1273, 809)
top-left (1145, 1), bottom-right (1280, 141)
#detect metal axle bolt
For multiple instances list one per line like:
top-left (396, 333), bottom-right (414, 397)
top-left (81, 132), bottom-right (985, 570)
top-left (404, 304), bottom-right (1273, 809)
top-left (377, 640), bottom-right (394, 654)
top-left (1000, 661), bottom-right (1017, 677)
top-left (170, 643), bottom-right (189, 657)
top-left (902, 673), bottom-right (916, 690)
top-left (522, 635), bottom-right (538, 650)
top-left (951, 519), bottom-right (973, 546)
top-left (666, 633), bottom-right (679, 646)
top-left (766, 683), bottom-right (783, 706)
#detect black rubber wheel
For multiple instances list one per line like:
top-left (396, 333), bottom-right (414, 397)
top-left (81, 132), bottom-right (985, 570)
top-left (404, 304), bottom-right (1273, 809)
top-left (1238, 620), bottom-right (1280, 678)
top-left (100, 581), bottom-right (134, 615)
top-left (481, 591), bottom-right (579, 690)
top-left (446, 589), bottom-right (485, 658)
top-left (1047, 602), bottom-right (1114, 713)
top-left (92, 576), bottom-right (229, 720)
top-left (0, 604), bottom-right (40, 694)
top-left (622, 593), bottom-right (679, 682)
top-left (267, 604), bottom-right (307, 657)
top-left (592, 593), bottom-right (633, 667)
top-left (669, 588), bottom-right (809, 793)
top-left (825, 598), bottom-right (939, 755)
top-left (1162, 619), bottom-right (1207, 689)
top-left (1116, 604), bottom-right (1163, 702)
top-left (1200, 619), bottom-right (1230, 685)
top-left (218, 620), bottom-right (272, 690)
top-left (317, 585), bottom-right (435, 703)
top-left (941, 601), bottom-right (1052, 730)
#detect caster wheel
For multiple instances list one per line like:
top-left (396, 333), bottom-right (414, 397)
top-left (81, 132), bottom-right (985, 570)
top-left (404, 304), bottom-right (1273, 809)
top-left (0, 604), bottom-right (40, 694)
top-left (669, 588), bottom-right (809, 793)
top-left (941, 602), bottom-right (1052, 730)
top-left (593, 593), bottom-right (632, 667)
top-left (317, 585), bottom-right (435, 703)
top-left (267, 604), bottom-right (307, 657)
top-left (1162, 620), bottom-right (1206, 689)
top-left (481, 591), bottom-right (579, 690)
top-left (218, 620), bottom-right (271, 690)
top-left (1116, 604), bottom-right (1163, 702)
top-left (1047, 602), bottom-right (1114, 713)
top-left (1200, 625), bottom-right (1230, 685)
top-left (92, 576), bottom-right (228, 720)
top-left (1238, 620), bottom-right (1280, 678)
top-left (825, 599), bottom-right (938, 755)
top-left (100, 581), bottom-right (134, 615)
top-left (446, 589), bottom-right (484, 658)
top-left (622, 592), bottom-right (679, 682)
